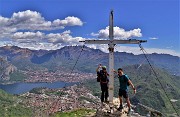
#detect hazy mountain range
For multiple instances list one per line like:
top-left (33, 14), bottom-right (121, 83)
top-left (0, 45), bottom-right (179, 77)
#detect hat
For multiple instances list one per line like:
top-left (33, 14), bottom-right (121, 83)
top-left (102, 66), bottom-right (107, 69)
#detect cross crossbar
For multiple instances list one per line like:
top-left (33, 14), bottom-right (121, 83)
top-left (80, 39), bottom-right (147, 44)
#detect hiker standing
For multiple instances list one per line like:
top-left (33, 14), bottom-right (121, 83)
top-left (96, 64), bottom-right (109, 103)
top-left (114, 68), bottom-right (136, 115)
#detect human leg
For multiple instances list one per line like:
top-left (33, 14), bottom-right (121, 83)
top-left (119, 96), bottom-right (123, 106)
top-left (126, 97), bottom-right (131, 109)
top-left (124, 93), bottom-right (131, 115)
top-left (117, 89), bottom-right (123, 110)
top-left (100, 83), bottom-right (105, 102)
top-left (105, 84), bottom-right (108, 102)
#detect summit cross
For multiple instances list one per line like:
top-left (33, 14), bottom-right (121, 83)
top-left (80, 10), bottom-right (147, 103)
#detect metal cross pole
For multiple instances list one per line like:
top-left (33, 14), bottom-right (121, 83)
top-left (80, 10), bottom-right (147, 103)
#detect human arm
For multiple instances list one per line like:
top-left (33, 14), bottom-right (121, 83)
top-left (112, 69), bottom-right (118, 78)
top-left (96, 64), bottom-right (101, 72)
top-left (112, 69), bottom-right (117, 74)
top-left (128, 80), bottom-right (136, 94)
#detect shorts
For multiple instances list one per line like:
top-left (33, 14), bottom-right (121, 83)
top-left (119, 89), bottom-right (128, 98)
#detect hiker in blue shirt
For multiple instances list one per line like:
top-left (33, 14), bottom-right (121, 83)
top-left (114, 68), bottom-right (136, 115)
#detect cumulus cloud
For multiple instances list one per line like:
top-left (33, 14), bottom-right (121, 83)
top-left (53, 16), bottom-right (83, 26)
top-left (2, 10), bottom-right (52, 31)
top-left (0, 27), bottom-right (17, 38)
top-left (0, 16), bottom-right (17, 38)
top-left (12, 31), bottom-right (44, 39)
top-left (91, 26), bottom-right (142, 39)
top-left (0, 16), bottom-right (9, 26)
top-left (10, 31), bottom-right (45, 44)
top-left (0, 10), bottom-right (83, 38)
top-left (0, 10), bottom-right (85, 48)
top-left (9, 10), bottom-right (83, 30)
top-left (17, 42), bottom-right (63, 50)
top-left (46, 30), bottom-right (84, 45)
top-left (9, 30), bottom-right (84, 45)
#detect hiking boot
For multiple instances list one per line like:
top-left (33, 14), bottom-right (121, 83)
top-left (105, 99), bottom-right (109, 103)
top-left (101, 102), bottom-right (105, 106)
top-left (117, 105), bottom-right (123, 111)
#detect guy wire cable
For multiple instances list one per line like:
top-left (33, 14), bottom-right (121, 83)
top-left (138, 43), bottom-right (179, 116)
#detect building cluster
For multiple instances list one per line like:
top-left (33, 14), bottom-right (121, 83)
top-left (20, 84), bottom-right (101, 115)
top-left (22, 69), bottom-right (96, 83)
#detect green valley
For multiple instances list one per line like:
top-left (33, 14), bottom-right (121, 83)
top-left (0, 89), bottom-right (32, 117)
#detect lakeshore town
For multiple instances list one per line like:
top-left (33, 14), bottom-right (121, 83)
top-left (20, 85), bottom-right (101, 116)
top-left (22, 68), bottom-right (96, 83)
top-left (17, 69), bottom-right (101, 115)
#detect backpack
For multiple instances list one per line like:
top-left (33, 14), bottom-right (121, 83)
top-left (123, 75), bottom-right (130, 86)
top-left (97, 73), bottom-right (100, 82)
top-left (97, 70), bottom-right (108, 82)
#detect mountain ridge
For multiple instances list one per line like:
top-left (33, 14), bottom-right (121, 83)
top-left (0, 45), bottom-right (179, 76)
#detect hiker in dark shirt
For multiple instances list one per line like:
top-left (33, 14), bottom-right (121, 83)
top-left (114, 68), bottom-right (136, 115)
top-left (96, 64), bottom-right (109, 103)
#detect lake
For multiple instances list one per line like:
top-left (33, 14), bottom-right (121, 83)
top-left (0, 81), bottom-right (76, 95)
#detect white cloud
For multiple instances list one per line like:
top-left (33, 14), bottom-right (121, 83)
top-left (53, 16), bottom-right (83, 26)
top-left (12, 31), bottom-right (44, 39)
top-left (0, 10), bottom-right (83, 39)
top-left (9, 10), bottom-right (83, 30)
top-left (87, 44), bottom-right (109, 52)
top-left (8, 30), bottom-right (84, 45)
top-left (10, 31), bottom-right (45, 44)
top-left (46, 30), bottom-right (84, 45)
top-left (0, 40), bottom-right (62, 50)
top-left (8, 10), bottom-right (52, 30)
top-left (17, 42), bottom-right (62, 50)
top-left (0, 27), bottom-right (17, 38)
top-left (90, 32), bottom-right (99, 37)
top-left (91, 26), bottom-right (142, 39)
top-left (0, 16), bottom-right (9, 26)
top-left (0, 16), bottom-right (17, 38)
top-left (149, 37), bottom-right (158, 40)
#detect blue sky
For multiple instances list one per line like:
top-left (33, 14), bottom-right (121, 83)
top-left (0, 0), bottom-right (179, 56)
